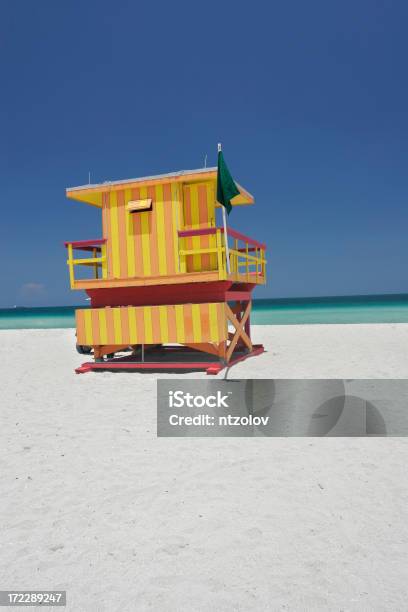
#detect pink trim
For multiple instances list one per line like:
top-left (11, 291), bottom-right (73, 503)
top-left (76, 361), bottom-right (218, 373)
top-left (221, 228), bottom-right (266, 250)
top-left (178, 227), bottom-right (266, 250)
top-left (225, 291), bottom-right (252, 301)
top-left (178, 227), bottom-right (216, 238)
top-left (64, 238), bottom-right (107, 249)
top-left (86, 281), bottom-right (245, 307)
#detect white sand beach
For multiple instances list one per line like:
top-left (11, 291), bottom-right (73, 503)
top-left (1, 324), bottom-right (408, 611)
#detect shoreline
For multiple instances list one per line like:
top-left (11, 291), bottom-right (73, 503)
top-left (0, 320), bottom-right (407, 330)
top-left (1, 294), bottom-right (408, 329)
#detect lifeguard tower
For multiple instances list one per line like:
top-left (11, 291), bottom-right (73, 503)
top-left (65, 164), bottom-right (267, 373)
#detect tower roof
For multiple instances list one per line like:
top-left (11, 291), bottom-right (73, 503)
top-left (66, 167), bottom-right (254, 207)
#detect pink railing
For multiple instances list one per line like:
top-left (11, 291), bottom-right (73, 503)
top-left (64, 238), bottom-right (106, 251)
top-left (178, 227), bottom-right (266, 281)
top-left (178, 227), bottom-right (266, 250)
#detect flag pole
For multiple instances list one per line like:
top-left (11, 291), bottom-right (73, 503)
top-left (218, 143), bottom-right (231, 274)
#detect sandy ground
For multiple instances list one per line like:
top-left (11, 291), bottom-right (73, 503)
top-left (1, 325), bottom-right (408, 611)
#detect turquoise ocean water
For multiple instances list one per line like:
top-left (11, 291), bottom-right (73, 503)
top-left (1, 294), bottom-right (407, 329)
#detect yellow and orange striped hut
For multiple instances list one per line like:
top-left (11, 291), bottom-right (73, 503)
top-left (65, 166), bottom-right (266, 373)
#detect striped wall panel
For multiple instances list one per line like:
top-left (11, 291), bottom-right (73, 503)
top-left (101, 182), bottom-right (182, 280)
top-left (182, 182), bottom-right (217, 272)
top-left (76, 303), bottom-right (227, 346)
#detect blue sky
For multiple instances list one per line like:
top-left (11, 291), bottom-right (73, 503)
top-left (1, 0), bottom-right (407, 307)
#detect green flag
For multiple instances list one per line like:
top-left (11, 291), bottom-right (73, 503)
top-left (217, 150), bottom-right (240, 215)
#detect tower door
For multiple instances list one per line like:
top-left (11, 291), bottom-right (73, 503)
top-left (182, 181), bottom-right (217, 272)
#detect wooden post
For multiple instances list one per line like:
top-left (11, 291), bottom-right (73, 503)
top-left (101, 243), bottom-right (107, 279)
top-left (245, 301), bottom-right (251, 347)
top-left (93, 247), bottom-right (99, 279)
top-left (216, 229), bottom-right (225, 279)
top-left (245, 242), bottom-right (249, 282)
top-left (67, 243), bottom-right (75, 288)
top-left (180, 243), bottom-right (187, 273)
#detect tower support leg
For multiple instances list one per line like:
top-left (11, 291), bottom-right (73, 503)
top-left (225, 300), bottom-right (252, 363)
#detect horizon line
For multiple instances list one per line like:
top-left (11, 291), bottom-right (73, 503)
top-left (1, 291), bottom-right (408, 310)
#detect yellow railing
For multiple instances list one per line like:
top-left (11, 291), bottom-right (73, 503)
top-left (65, 239), bottom-right (107, 288)
top-left (178, 227), bottom-right (267, 282)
